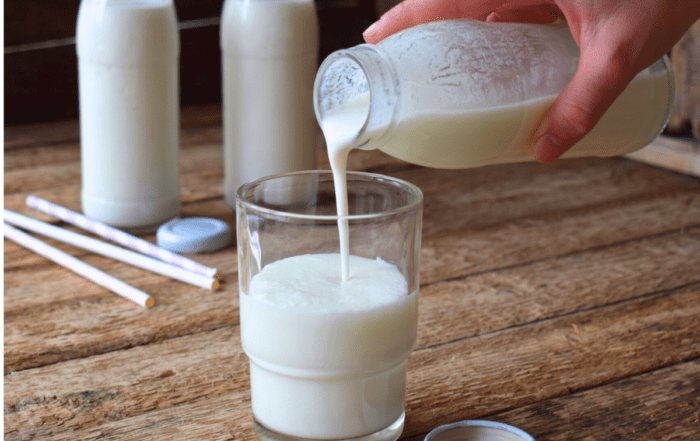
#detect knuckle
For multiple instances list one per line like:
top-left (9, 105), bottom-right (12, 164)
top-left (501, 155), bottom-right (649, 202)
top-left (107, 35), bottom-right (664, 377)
top-left (556, 100), bottom-right (598, 139)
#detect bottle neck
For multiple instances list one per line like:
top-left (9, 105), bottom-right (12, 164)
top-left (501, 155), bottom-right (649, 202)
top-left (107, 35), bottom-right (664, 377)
top-left (314, 44), bottom-right (400, 150)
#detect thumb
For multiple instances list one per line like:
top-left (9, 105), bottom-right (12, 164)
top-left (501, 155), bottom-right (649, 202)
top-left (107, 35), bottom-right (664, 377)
top-left (534, 45), bottom-right (634, 163)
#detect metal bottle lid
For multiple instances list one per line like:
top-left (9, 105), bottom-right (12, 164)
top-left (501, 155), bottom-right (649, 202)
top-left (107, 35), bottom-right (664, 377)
top-left (424, 420), bottom-right (535, 441)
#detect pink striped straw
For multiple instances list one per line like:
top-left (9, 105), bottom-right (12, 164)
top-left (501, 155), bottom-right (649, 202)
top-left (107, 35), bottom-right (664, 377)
top-left (26, 195), bottom-right (218, 278)
top-left (4, 222), bottom-right (154, 308)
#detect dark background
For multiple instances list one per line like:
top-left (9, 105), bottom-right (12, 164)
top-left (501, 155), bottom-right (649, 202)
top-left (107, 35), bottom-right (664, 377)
top-left (4, 0), bottom-right (380, 125)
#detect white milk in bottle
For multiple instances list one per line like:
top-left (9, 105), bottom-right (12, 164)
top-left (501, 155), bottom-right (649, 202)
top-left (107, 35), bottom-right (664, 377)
top-left (314, 20), bottom-right (675, 169)
top-left (220, 0), bottom-right (319, 209)
top-left (77, 0), bottom-right (180, 231)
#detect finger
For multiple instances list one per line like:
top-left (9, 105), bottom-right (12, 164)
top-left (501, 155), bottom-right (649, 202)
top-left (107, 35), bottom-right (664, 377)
top-left (534, 42), bottom-right (635, 162)
top-left (364, 0), bottom-right (511, 44)
top-left (486, 4), bottom-right (560, 24)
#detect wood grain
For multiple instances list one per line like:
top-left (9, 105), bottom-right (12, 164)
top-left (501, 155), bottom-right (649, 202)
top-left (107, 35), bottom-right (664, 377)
top-left (5, 116), bottom-right (700, 440)
top-left (5, 282), bottom-right (698, 440)
top-left (401, 359), bottom-right (700, 441)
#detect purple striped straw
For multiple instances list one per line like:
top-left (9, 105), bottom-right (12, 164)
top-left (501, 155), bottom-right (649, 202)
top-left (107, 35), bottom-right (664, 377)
top-left (26, 196), bottom-right (218, 278)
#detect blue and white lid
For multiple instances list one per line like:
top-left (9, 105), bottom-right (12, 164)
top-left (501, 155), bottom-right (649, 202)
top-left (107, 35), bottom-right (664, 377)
top-left (156, 217), bottom-right (232, 254)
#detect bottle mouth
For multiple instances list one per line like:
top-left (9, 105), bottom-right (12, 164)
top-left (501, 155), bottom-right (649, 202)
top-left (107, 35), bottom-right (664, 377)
top-left (314, 44), bottom-right (399, 150)
top-left (314, 51), bottom-right (371, 145)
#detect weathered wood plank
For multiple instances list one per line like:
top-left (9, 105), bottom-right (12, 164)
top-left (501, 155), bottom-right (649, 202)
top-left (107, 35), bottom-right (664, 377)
top-left (5, 200), bottom-right (699, 380)
top-left (3, 120), bottom-right (80, 152)
top-left (7, 188), bottom-right (699, 293)
top-left (498, 359), bottom-right (700, 440)
top-left (6, 153), bottom-right (697, 278)
top-left (420, 190), bottom-right (700, 285)
top-left (403, 284), bottom-right (700, 436)
top-left (5, 141), bottom-right (700, 373)
top-left (5, 282), bottom-right (698, 440)
top-left (418, 226), bottom-right (700, 348)
top-left (5, 191), bottom-right (699, 375)
top-left (4, 327), bottom-right (248, 440)
top-left (6, 139), bottom-right (698, 230)
top-left (401, 359), bottom-right (700, 441)
top-left (401, 159), bottom-right (700, 238)
top-left (6, 118), bottom-right (700, 441)
top-left (3, 237), bottom-right (238, 374)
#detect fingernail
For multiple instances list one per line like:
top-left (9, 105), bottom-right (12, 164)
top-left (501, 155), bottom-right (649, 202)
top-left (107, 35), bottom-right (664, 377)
top-left (363, 21), bottom-right (380, 41)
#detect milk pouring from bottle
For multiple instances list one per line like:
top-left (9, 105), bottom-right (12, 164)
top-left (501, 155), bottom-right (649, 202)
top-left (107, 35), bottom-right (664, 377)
top-left (77, 0), bottom-right (180, 231)
top-left (314, 20), bottom-right (675, 168)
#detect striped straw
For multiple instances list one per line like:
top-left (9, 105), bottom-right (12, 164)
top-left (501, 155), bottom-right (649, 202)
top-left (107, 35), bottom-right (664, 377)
top-left (26, 195), bottom-right (218, 278)
top-left (4, 210), bottom-right (218, 290)
top-left (4, 222), bottom-right (154, 308)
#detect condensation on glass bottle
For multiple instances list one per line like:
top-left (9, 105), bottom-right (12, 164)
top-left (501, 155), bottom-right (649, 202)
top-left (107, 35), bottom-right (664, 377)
top-left (314, 20), bottom-right (675, 169)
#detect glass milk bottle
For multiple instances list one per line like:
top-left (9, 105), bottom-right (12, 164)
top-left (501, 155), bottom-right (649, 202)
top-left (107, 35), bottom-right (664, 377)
top-left (314, 20), bottom-right (675, 169)
top-left (76, 0), bottom-right (180, 231)
top-left (220, 0), bottom-right (319, 209)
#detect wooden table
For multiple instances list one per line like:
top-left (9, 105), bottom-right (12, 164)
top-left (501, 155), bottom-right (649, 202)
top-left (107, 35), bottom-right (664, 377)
top-left (5, 108), bottom-right (700, 440)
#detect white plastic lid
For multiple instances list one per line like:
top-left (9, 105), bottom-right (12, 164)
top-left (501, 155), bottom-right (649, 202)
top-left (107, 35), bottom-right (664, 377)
top-left (424, 420), bottom-right (535, 441)
top-left (156, 217), bottom-right (232, 253)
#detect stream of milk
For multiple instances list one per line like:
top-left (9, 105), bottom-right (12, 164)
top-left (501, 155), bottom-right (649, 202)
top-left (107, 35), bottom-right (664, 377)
top-left (321, 92), bottom-right (371, 281)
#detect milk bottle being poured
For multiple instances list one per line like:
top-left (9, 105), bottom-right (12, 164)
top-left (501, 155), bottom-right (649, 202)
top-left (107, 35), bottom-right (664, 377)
top-left (315, 19), bottom-right (674, 169)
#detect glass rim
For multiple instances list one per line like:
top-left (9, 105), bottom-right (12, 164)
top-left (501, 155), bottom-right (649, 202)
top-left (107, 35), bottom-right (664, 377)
top-left (236, 170), bottom-right (423, 221)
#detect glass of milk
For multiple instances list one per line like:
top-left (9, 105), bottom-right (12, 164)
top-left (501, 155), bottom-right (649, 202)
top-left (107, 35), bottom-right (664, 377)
top-left (236, 171), bottom-right (423, 441)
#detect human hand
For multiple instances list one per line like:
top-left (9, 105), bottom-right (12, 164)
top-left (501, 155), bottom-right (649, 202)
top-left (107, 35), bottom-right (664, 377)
top-left (364, 0), bottom-right (700, 162)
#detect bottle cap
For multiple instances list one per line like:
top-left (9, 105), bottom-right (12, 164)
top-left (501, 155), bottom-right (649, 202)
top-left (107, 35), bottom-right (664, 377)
top-left (156, 217), bottom-right (232, 254)
top-left (424, 420), bottom-right (534, 441)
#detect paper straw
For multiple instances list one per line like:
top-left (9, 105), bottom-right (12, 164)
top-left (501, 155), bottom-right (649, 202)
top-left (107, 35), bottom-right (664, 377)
top-left (26, 195), bottom-right (219, 278)
top-left (4, 223), bottom-right (154, 308)
top-left (4, 210), bottom-right (219, 290)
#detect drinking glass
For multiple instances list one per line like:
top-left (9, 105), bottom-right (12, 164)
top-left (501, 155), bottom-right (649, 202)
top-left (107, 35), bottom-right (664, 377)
top-left (236, 170), bottom-right (423, 441)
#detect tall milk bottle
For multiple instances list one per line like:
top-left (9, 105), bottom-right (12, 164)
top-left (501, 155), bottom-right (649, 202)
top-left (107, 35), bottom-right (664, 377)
top-left (314, 20), bottom-right (675, 169)
top-left (77, 0), bottom-right (180, 231)
top-left (221, 0), bottom-right (319, 209)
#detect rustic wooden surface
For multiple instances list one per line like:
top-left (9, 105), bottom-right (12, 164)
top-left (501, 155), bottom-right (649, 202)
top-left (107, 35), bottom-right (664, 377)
top-left (5, 107), bottom-right (700, 440)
